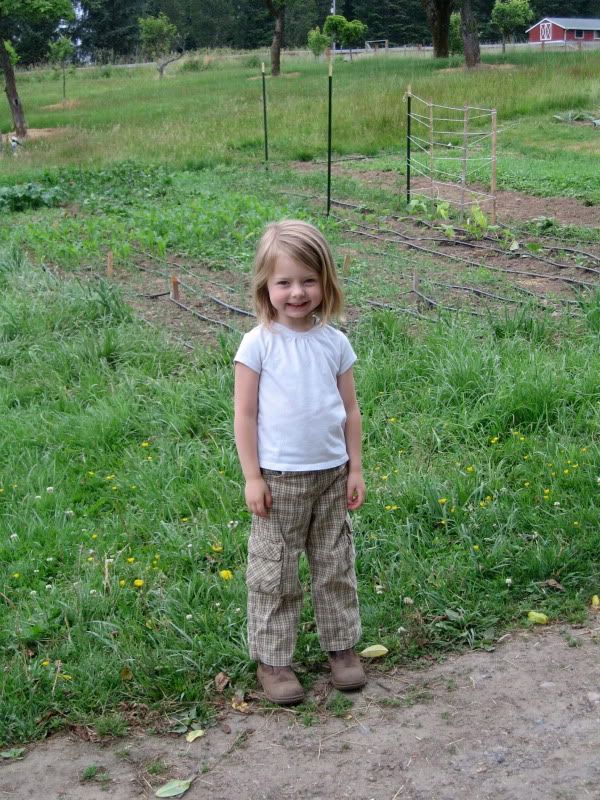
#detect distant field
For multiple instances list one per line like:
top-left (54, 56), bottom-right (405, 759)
top-left (1, 49), bottom-right (599, 202)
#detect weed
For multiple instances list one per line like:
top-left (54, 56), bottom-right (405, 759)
top-left (325, 692), bottom-right (353, 717)
top-left (94, 715), bottom-right (128, 738)
top-left (146, 759), bottom-right (169, 775)
top-left (81, 765), bottom-right (99, 781)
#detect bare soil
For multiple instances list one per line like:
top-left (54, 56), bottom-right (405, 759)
top-left (1, 620), bottom-right (598, 800)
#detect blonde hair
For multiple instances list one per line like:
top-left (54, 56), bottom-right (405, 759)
top-left (252, 219), bottom-right (343, 325)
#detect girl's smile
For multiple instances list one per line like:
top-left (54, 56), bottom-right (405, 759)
top-left (267, 255), bottom-right (323, 331)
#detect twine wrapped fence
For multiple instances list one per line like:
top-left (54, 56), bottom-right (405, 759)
top-left (406, 87), bottom-right (497, 223)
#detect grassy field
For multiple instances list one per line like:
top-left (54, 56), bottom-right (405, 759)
top-left (1, 50), bottom-right (599, 746)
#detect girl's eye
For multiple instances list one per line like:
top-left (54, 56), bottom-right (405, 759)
top-left (277, 280), bottom-right (288, 286)
top-left (305, 279), bottom-right (316, 285)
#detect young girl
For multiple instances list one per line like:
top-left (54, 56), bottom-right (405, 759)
top-left (234, 219), bottom-right (366, 706)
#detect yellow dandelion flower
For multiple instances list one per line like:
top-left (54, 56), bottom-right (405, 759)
top-left (87, 556), bottom-right (94, 562)
top-left (543, 488), bottom-right (550, 494)
top-left (91, 534), bottom-right (97, 540)
top-left (563, 469), bottom-right (570, 475)
top-left (381, 474), bottom-right (389, 481)
top-left (523, 455), bottom-right (530, 461)
top-left (146, 456), bottom-right (153, 461)
top-left (490, 436), bottom-right (499, 444)
top-left (466, 465), bottom-right (475, 473)
top-left (219, 570), bottom-right (233, 581)
top-left (87, 471), bottom-right (95, 477)
top-left (127, 557), bottom-right (135, 564)
top-left (154, 554), bottom-right (160, 560)
top-left (119, 579), bottom-right (126, 587)
top-left (580, 447), bottom-right (587, 453)
top-left (60, 674), bottom-right (73, 681)
top-left (12, 572), bottom-right (20, 578)
top-left (450, 506), bottom-right (456, 513)
top-left (385, 505), bottom-right (392, 511)
top-left (473, 544), bottom-right (480, 551)
top-left (573, 521), bottom-right (580, 527)
top-left (105, 474), bottom-right (115, 481)
top-left (180, 517), bottom-right (189, 523)
top-left (41, 659), bottom-right (50, 667)
top-left (210, 542), bottom-right (223, 553)
top-left (438, 497), bottom-right (448, 505)
top-left (524, 481), bottom-right (530, 487)
top-left (133, 579), bottom-right (144, 588)
top-left (141, 441), bottom-right (151, 448)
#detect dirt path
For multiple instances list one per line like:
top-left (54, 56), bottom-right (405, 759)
top-left (2, 620), bottom-right (598, 800)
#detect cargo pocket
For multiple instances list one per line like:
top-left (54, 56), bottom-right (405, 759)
top-left (246, 535), bottom-right (283, 595)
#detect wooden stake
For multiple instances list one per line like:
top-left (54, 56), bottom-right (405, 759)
top-left (106, 250), bottom-right (113, 278)
top-left (170, 275), bottom-right (180, 301)
top-left (491, 109), bottom-right (497, 225)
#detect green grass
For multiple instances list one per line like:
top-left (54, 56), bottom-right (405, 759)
top-left (1, 220), bottom-right (599, 744)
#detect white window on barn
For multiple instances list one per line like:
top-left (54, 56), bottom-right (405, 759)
top-left (574, 29), bottom-right (584, 38)
top-left (594, 30), bottom-right (600, 39)
top-left (540, 22), bottom-right (552, 41)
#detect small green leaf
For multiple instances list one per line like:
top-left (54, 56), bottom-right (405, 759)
top-left (1, 748), bottom-right (25, 760)
top-left (155, 777), bottom-right (194, 797)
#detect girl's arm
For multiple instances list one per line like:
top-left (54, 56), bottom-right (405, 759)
top-left (234, 363), bottom-right (272, 517)
top-left (337, 367), bottom-right (366, 511)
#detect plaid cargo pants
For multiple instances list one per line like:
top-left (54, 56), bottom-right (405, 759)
top-left (246, 463), bottom-right (361, 666)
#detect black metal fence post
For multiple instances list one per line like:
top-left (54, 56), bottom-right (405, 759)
top-left (262, 62), bottom-right (269, 169)
top-left (406, 84), bottom-right (412, 206)
top-left (326, 60), bottom-right (333, 216)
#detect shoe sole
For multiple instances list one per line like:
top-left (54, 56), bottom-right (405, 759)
top-left (330, 678), bottom-right (366, 691)
top-left (262, 690), bottom-right (305, 706)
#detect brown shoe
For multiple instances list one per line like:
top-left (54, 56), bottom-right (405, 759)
top-left (257, 662), bottom-right (305, 706)
top-left (328, 649), bottom-right (366, 690)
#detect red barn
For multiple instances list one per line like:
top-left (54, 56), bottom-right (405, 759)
top-left (527, 17), bottom-right (600, 45)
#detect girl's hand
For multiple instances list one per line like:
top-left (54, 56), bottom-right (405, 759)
top-left (245, 477), bottom-right (272, 518)
top-left (347, 470), bottom-right (366, 511)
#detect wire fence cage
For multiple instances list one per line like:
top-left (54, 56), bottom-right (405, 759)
top-left (406, 88), bottom-right (497, 222)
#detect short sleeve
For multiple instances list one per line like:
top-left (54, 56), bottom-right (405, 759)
top-left (234, 327), bottom-right (263, 375)
top-left (338, 332), bottom-right (357, 375)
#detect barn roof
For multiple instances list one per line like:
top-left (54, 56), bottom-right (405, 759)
top-left (526, 17), bottom-right (600, 32)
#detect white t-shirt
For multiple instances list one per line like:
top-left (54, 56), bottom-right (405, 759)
top-left (234, 322), bottom-right (356, 471)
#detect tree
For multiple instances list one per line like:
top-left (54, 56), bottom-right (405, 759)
top-left (76, 0), bottom-right (146, 62)
top-left (460, 0), bottom-right (480, 67)
top-left (138, 12), bottom-right (181, 78)
top-left (0, 0), bottom-right (73, 138)
top-left (448, 11), bottom-right (463, 53)
top-left (48, 34), bottom-right (74, 101)
top-left (421, 0), bottom-right (454, 57)
top-left (340, 18), bottom-right (367, 60)
top-left (307, 25), bottom-right (329, 58)
top-left (323, 13), bottom-right (347, 48)
top-left (491, 0), bottom-right (533, 52)
top-left (264, 0), bottom-right (285, 76)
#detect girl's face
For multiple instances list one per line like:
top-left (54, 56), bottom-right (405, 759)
top-left (267, 253), bottom-right (323, 331)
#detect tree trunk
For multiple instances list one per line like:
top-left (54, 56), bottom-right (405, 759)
top-left (502, 34), bottom-right (506, 54)
top-left (0, 38), bottom-right (28, 138)
top-left (421, 0), bottom-right (453, 59)
top-left (270, 7), bottom-right (284, 76)
top-left (460, 0), bottom-right (480, 68)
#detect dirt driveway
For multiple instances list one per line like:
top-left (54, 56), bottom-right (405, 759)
top-left (1, 620), bottom-right (598, 800)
